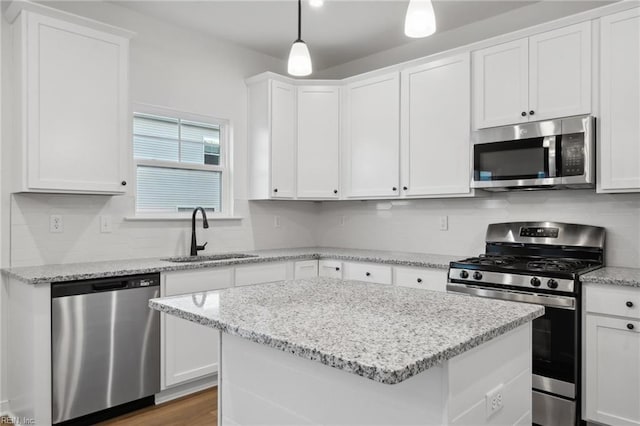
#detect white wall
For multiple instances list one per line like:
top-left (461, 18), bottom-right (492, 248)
top-left (315, 191), bottom-right (640, 268)
top-left (3, 1), bottom-right (320, 267)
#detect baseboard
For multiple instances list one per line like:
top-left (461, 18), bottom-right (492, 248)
top-left (155, 374), bottom-right (217, 405)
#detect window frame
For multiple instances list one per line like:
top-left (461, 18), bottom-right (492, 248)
top-left (131, 103), bottom-right (233, 219)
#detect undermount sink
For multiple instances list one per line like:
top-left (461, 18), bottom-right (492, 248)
top-left (162, 253), bottom-right (259, 263)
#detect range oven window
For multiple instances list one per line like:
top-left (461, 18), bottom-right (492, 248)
top-left (474, 138), bottom-right (551, 181)
top-left (532, 306), bottom-right (577, 385)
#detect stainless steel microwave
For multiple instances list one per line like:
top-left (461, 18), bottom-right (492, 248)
top-left (472, 115), bottom-right (595, 191)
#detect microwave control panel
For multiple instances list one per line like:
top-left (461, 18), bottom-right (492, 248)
top-left (561, 134), bottom-right (585, 176)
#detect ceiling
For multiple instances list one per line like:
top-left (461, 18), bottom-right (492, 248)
top-left (115, 0), bottom-right (541, 71)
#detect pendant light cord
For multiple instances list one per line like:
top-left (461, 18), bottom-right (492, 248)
top-left (297, 0), bottom-right (302, 42)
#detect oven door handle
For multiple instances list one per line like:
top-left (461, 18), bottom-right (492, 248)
top-left (447, 283), bottom-right (575, 310)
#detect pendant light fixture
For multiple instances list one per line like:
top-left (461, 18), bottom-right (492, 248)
top-left (404, 0), bottom-right (436, 38)
top-left (288, 0), bottom-right (312, 76)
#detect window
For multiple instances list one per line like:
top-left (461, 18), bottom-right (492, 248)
top-left (133, 108), bottom-right (230, 216)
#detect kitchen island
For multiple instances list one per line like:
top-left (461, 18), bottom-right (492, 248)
top-left (150, 277), bottom-right (543, 425)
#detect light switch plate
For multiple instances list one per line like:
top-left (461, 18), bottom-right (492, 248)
top-left (100, 216), bottom-right (112, 233)
top-left (439, 215), bottom-right (449, 231)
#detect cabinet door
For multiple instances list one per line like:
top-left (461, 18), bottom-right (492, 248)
top-left (270, 80), bottom-right (296, 198)
top-left (585, 314), bottom-right (640, 426)
top-left (162, 268), bottom-right (233, 388)
top-left (25, 12), bottom-right (128, 193)
top-left (472, 39), bottom-right (529, 129)
top-left (344, 72), bottom-right (400, 198)
top-left (599, 8), bottom-right (640, 192)
top-left (294, 260), bottom-right (318, 279)
top-left (401, 54), bottom-right (471, 197)
top-left (318, 260), bottom-right (343, 279)
top-left (529, 22), bottom-right (591, 121)
top-left (297, 86), bottom-right (340, 199)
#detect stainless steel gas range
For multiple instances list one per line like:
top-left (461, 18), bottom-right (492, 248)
top-left (447, 221), bottom-right (605, 426)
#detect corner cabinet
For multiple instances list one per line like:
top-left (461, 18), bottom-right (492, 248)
top-left (400, 53), bottom-right (472, 197)
top-left (343, 72), bottom-right (401, 198)
top-left (584, 284), bottom-right (640, 426)
top-left (9, 7), bottom-right (132, 194)
top-left (598, 7), bottom-right (640, 193)
top-left (297, 86), bottom-right (341, 199)
top-left (473, 21), bottom-right (591, 129)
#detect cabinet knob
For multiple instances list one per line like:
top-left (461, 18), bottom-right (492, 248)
top-left (365, 272), bottom-right (371, 277)
top-left (417, 278), bottom-right (422, 283)
top-left (333, 189), bottom-right (338, 194)
top-left (626, 301), bottom-right (634, 308)
top-left (403, 186), bottom-right (408, 191)
top-left (627, 323), bottom-right (635, 330)
top-left (273, 188), bottom-right (278, 193)
top-left (121, 180), bottom-right (127, 186)
top-left (529, 110), bottom-right (535, 116)
top-left (335, 267), bottom-right (340, 271)
top-left (521, 111), bottom-right (527, 117)
top-left (392, 187), bottom-right (397, 191)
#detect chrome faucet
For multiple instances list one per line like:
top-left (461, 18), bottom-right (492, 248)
top-left (190, 207), bottom-right (209, 256)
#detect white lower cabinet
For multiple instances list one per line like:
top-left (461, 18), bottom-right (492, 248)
top-left (319, 260), bottom-right (343, 279)
top-left (294, 260), bottom-right (319, 279)
top-left (342, 262), bottom-right (393, 285)
top-left (162, 268), bottom-right (234, 389)
top-left (394, 267), bottom-right (447, 292)
top-left (584, 284), bottom-right (640, 426)
top-left (235, 262), bottom-right (289, 287)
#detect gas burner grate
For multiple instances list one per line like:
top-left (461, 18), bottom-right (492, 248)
top-left (462, 254), bottom-right (518, 266)
top-left (526, 259), bottom-right (589, 272)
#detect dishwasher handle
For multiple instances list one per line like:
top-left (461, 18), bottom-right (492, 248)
top-left (52, 273), bottom-right (160, 298)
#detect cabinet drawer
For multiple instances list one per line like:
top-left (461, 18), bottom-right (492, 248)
top-left (164, 268), bottom-right (233, 296)
top-left (394, 267), bottom-right (447, 292)
top-left (294, 260), bottom-right (318, 279)
top-left (585, 284), bottom-right (640, 320)
top-left (319, 260), bottom-right (343, 279)
top-left (235, 262), bottom-right (288, 287)
top-left (343, 262), bottom-right (392, 285)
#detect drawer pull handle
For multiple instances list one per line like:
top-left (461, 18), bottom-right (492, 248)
top-left (417, 278), bottom-right (423, 283)
top-left (626, 301), bottom-right (634, 308)
top-left (366, 272), bottom-right (371, 277)
top-left (628, 323), bottom-right (635, 330)
top-left (335, 267), bottom-right (340, 271)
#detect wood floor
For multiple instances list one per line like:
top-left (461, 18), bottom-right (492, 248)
top-left (98, 387), bottom-right (217, 426)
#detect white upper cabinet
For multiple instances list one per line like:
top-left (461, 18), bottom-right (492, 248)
top-left (343, 72), bottom-right (400, 198)
top-left (473, 22), bottom-right (591, 129)
top-left (270, 80), bottom-right (297, 198)
top-left (10, 8), bottom-right (132, 194)
top-left (401, 53), bottom-right (472, 197)
top-left (473, 39), bottom-right (529, 129)
top-left (297, 86), bottom-right (340, 199)
top-left (598, 7), bottom-right (640, 193)
top-left (528, 21), bottom-right (592, 121)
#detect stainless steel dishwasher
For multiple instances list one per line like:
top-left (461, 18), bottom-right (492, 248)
top-left (51, 273), bottom-right (161, 424)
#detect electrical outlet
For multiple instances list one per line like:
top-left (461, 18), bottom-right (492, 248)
top-left (274, 216), bottom-right (281, 228)
top-left (50, 215), bottom-right (63, 233)
top-left (439, 215), bottom-right (449, 231)
top-left (485, 384), bottom-right (504, 418)
top-left (100, 216), bottom-right (112, 233)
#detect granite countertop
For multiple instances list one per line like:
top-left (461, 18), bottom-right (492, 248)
top-left (1, 247), bottom-right (461, 284)
top-left (149, 277), bottom-right (544, 385)
top-left (581, 266), bottom-right (640, 288)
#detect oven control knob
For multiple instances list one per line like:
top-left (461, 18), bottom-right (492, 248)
top-left (459, 270), bottom-right (469, 279)
top-left (530, 277), bottom-right (541, 287)
top-left (547, 279), bottom-right (559, 289)
top-left (473, 271), bottom-right (483, 280)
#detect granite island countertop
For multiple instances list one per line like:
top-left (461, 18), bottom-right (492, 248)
top-left (581, 266), bottom-right (640, 288)
top-left (1, 247), bottom-right (461, 284)
top-left (149, 277), bottom-right (544, 385)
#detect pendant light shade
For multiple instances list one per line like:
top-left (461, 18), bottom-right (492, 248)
top-left (288, 41), bottom-right (312, 76)
top-left (288, 0), bottom-right (312, 76)
top-left (404, 0), bottom-right (436, 38)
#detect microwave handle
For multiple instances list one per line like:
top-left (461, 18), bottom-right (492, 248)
top-left (546, 136), bottom-right (557, 178)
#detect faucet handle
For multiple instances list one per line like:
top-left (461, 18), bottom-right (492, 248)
top-left (197, 242), bottom-right (208, 251)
